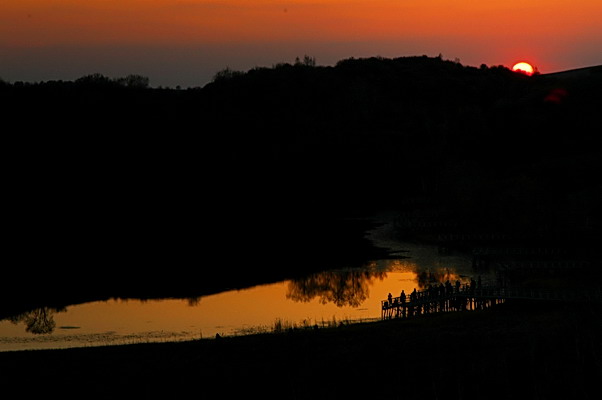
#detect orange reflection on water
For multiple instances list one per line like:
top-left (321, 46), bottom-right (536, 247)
top-left (0, 269), bottom-right (420, 351)
top-left (0, 238), bottom-right (478, 351)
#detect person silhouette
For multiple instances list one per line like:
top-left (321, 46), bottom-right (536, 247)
top-left (400, 290), bottom-right (406, 304)
top-left (388, 292), bottom-right (393, 305)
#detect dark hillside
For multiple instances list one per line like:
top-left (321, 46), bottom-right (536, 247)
top-left (2, 56), bottom-right (600, 308)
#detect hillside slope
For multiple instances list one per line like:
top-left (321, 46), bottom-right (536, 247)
top-left (1, 56), bottom-right (600, 304)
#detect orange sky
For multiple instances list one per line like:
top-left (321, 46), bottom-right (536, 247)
top-left (1, 1), bottom-right (601, 86)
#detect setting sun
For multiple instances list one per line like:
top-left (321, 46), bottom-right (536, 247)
top-left (512, 62), bottom-right (535, 76)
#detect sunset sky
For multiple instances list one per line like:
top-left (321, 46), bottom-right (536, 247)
top-left (1, 1), bottom-right (601, 87)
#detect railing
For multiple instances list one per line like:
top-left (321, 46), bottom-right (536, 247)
top-left (381, 284), bottom-right (602, 320)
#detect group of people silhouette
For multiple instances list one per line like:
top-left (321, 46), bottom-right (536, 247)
top-left (384, 276), bottom-right (487, 318)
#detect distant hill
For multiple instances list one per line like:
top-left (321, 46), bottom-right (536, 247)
top-left (543, 65), bottom-right (602, 79)
top-left (1, 55), bottom-right (600, 301)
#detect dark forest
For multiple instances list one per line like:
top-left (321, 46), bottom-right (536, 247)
top-left (2, 56), bottom-right (600, 310)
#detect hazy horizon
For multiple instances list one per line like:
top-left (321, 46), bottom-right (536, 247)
top-left (2, 1), bottom-right (602, 87)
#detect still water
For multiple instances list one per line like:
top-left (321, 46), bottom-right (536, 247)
top-left (0, 223), bottom-right (483, 351)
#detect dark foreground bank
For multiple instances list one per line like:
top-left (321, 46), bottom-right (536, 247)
top-left (1, 300), bottom-right (600, 399)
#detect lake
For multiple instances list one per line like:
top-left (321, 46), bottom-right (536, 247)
top-left (0, 219), bottom-right (489, 351)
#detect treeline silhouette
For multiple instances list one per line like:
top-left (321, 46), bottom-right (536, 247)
top-left (2, 56), bottom-right (600, 307)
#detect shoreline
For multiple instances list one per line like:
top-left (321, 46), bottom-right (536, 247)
top-left (1, 299), bottom-right (600, 398)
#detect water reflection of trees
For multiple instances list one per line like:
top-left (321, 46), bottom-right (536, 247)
top-left (187, 297), bottom-right (201, 306)
top-left (415, 268), bottom-right (465, 289)
top-left (383, 256), bottom-right (470, 290)
top-left (286, 268), bottom-right (387, 307)
top-left (9, 307), bottom-right (63, 334)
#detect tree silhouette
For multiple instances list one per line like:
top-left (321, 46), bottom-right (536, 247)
top-left (212, 67), bottom-right (244, 82)
top-left (294, 55), bottom-right (316, 67)
top-left (286, 268), bottom-right (387, 307)
top-left (10, 308), bottom-right (60, 334)
top-left (116, 74), bottom-right (150, 88)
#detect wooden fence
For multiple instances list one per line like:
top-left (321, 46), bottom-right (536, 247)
top-left (381, 284), bottom-right (602, 320)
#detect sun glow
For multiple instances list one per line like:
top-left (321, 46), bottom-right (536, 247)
top-left (512, 62), bottom-right (535, 76)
